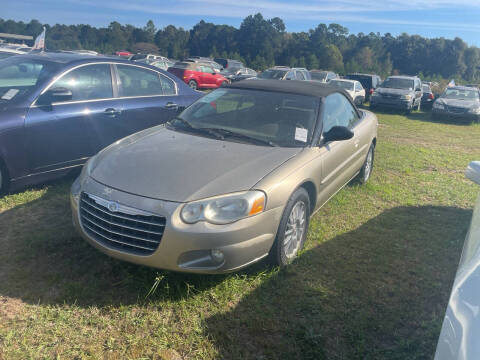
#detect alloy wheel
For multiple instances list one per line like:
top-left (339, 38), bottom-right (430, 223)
top-left (283, 201), bottom-right (307, 259)
top-left (364, 148), bottom-right (373, 181)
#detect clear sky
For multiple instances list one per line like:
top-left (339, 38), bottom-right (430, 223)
top-left (3, 0), bottom-right (480, 46)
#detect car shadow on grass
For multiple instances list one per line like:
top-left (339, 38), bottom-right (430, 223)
top-left (406, 111), bottom-right (477, 126)
top-left (0, 183), bottom-right (238, 306)
top-left (204, 205), bottom-right (471, 360)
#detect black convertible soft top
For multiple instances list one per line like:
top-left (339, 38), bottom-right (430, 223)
top-left (227, 79), bottom-right (343, 98)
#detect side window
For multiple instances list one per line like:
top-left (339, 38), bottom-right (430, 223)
top-left (116, 65), bottom-right (163, 97)
top-left (322, 93), bottom-right (359, 135)
top-left (200, 66), bottom-right (213, 74)
top-left (285, 70), bottom-right (295, 80)
top-left (296, 71), bottom-right (305, 80)
top-left (52, 64), bottom-right (113, 102)
top-left (159, 74), bottom-right (176, 95)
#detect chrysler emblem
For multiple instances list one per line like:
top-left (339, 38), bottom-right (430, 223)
top-left (108, 201), bottom-right (119, 212)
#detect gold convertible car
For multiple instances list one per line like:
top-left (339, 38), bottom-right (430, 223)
top-left (70, 80), bottom-right (378, 273)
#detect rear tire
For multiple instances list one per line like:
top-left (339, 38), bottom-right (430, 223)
top-left (268, 187), bottom-right (310, 267)
top-left (356, 144), bottom-right (375, 184)
top-left (188, 80), bottom-right (198, 90)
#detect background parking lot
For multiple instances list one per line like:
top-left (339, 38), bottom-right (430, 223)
top-left (1, 112), bottom-right (479, 359)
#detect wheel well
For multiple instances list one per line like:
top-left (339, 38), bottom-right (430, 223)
top-left (300, 181), bottom-right (316, 213)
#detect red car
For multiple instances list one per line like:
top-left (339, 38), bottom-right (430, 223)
top-left (115, 51), bottom-right (132, 57)
top-left (168, 62), bottom-right (229, 90)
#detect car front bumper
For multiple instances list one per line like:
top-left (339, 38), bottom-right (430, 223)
top-left (432, 108), bottom-right (480, 122)
top-left (71, 176), bottom-right (282, 274)
top-left (370, 97), bottom-right (412, 110)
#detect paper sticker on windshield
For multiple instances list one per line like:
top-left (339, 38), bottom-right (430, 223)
top-left (1, 89), bottom-right (19, 100)
top-left (295, 127), bottom-right (308, 142)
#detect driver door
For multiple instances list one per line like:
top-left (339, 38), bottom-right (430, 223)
top-left (316, 93), bottom-right (361, 206)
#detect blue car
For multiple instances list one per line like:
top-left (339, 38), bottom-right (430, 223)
top-left (0, 53), bottom-right (202, 194)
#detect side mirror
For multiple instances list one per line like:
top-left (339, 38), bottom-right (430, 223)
top-left (38, 87), bottom-right (73, 105)
top-left (466, 161), bottom-right (480, 185)
top-left (323, 126), bottom-right (354, 143)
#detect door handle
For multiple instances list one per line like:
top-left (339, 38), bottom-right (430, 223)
top-left (164, 102), bottom-right (178, 110)
top-left (104, 108), bottom-right (121, 117)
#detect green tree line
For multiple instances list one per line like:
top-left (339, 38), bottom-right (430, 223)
top-left (1, 14), bottom-right (479, 81)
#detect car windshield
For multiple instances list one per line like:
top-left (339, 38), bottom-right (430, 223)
top-left (441, 88), bottom-right (479, 100)
top-left (310, 72), bottom-right (327, 81)
top-left (422, 85), bottom-right (430, 92)
top-left (381, 78), bottom-right (415, 90)
top-left (258, 69), bottom-right (288, 79)
top-left (0, 57), bottom-right (59, 102)
top-left (169, 88), bottom-right (319, 147)
top-left (330, 80), bottom-right (354, 91)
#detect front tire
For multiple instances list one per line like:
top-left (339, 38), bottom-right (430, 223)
top-left (356, 144), bottom-right (375, 184)
top-left (188, 80), bottom-right (198, 90)
top-left (269, 187), bottom-right (310, 266)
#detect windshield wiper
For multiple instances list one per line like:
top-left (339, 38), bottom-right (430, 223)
top-left (168, 120), bottom-right (227, 140)
top-left (198, 127), bottom-right (279, 147)
top-left (169, 117), bottom-right (194, 129)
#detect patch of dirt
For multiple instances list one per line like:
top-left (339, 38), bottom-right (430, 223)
top-left (0, 296), bottom-right (25, 321)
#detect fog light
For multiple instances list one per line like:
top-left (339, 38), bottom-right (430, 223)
top-left (210, 249), bottom-right (224, 264)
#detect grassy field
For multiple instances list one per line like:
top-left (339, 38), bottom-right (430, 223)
top-left (1, 111), bottom-right (479, 359)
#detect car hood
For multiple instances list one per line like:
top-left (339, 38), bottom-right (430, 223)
top-left (90, 127), bottom-right (302, 202)
top-left (435, 98), bottom-right (479, 109)
top-left (377, 87), bottom-right (412, 96)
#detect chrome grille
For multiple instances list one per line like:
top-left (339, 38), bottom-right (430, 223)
top-left (80, 192), bottom-right (166, 255)
top-left (381, 93), bottom-right (401, 99)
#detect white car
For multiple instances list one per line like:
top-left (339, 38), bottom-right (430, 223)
top-left (328, 79), bottom-right (365, 105)
top-left (435, 161), bottom-right (480, 360)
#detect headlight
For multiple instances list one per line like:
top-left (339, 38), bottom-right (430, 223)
top-left (469, 107), bottom-right (480, 114)
top-left (181, 191), bottom-right (266, 225)
top-left (80, 156), bottom-right (96, 178)
top-left (400, 94), bottom-right (412, 100)
top-left (433, 102), bottom-right (444, 109)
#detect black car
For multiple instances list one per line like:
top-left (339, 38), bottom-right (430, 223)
top-left (230, 68), bottom-right (258, 82)
top-left (432, 86), bottom-right (480, 123)
top-left (257, 67), bottom-right (311, 81)
top-left (310, 70), bottom-right (338, 83)
top-left (213, 58), bottom-right (244, 72)
top-left (370, 75), bottom-right (423, 113)
top-left (345, 73), bottom-right (382, 101)
top-left (421, 83), bottom-right (435, 110)
top-left (0, 52), bottom-right (201, 194)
